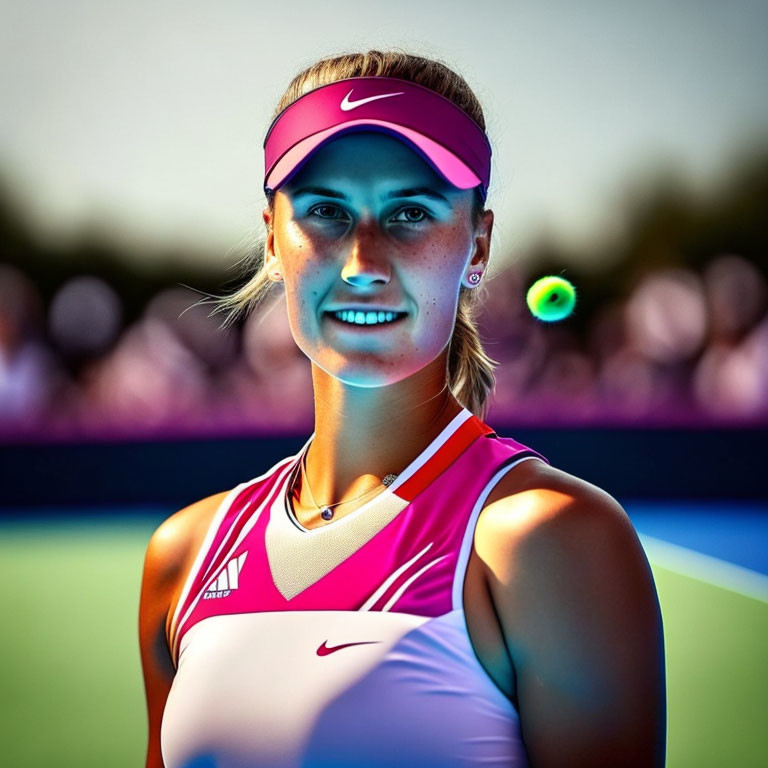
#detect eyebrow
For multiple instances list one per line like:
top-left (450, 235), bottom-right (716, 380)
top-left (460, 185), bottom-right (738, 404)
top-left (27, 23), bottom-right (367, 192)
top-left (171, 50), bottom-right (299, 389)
top-left (291, 185), bottom-right (451, 205)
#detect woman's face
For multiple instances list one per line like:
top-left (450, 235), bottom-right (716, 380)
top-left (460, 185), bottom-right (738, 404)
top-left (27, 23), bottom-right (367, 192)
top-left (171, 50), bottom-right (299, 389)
top-left (263, 131), bottom-right (493, 388)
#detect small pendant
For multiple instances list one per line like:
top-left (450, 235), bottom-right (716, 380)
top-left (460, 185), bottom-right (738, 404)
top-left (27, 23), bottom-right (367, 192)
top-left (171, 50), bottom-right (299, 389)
top-left (382, 474), bottom-right (398, 487)
top-left (321, 507), bottom-right (334, 520)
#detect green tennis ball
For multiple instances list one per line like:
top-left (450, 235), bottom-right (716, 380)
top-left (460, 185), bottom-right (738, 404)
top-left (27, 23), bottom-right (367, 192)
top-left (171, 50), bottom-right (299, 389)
top-left (526, 276), bottom-right (577, 322)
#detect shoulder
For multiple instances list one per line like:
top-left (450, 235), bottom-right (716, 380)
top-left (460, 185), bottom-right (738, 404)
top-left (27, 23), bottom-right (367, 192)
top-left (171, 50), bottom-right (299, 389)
top-left (138, 489), bottom-right (231, 682)
top-left (140, 489), bottom-right (231, 637)
top-left (476, 459), bottom-right (641, 566)
top-left (143, 490), bottom-right (231, 588)
top-left (138, 490), bottom-right (231, 767)
top-left (476, 459), bottom-right (657, 638)
top-left (476, 460), bottom-right (666, 764)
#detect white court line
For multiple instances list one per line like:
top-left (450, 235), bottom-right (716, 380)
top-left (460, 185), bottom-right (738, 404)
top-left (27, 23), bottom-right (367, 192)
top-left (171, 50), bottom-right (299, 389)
top-left (639, 533), bottom-right (768, 604)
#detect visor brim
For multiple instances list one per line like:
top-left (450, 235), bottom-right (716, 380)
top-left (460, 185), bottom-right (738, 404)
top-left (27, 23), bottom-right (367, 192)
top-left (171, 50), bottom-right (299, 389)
top-left (264, 119), bottom-right (483, 194)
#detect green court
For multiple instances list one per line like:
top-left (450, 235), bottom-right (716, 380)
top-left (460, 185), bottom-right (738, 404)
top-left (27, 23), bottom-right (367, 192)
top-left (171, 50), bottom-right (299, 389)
top-left (1, 511), bottom-right (765, 767)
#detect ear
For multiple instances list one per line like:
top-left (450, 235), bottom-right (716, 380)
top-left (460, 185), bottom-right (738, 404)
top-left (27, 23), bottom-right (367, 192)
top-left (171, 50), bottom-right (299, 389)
top-left (262, 205), bottom-right (280, 277)
top-left (465, 208), bottom-right (494, 278)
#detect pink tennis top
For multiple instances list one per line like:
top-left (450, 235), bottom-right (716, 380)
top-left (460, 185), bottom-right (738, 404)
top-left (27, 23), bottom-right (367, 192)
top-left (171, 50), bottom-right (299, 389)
top-left (162, 406), bottom-right (549, 767)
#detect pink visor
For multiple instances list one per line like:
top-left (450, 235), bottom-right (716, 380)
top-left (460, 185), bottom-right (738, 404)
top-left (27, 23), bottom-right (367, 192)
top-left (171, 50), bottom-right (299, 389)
top-left (263, 76), bottom-right (492, 201)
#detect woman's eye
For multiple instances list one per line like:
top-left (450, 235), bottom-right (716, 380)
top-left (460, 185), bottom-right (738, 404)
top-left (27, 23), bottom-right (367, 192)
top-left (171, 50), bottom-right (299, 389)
top-left (309, 204), bottom-right (346, 220)
top-left (307, 204), bottom-right (430, 225)
top-left (393, 207), bottom-right (430, 224)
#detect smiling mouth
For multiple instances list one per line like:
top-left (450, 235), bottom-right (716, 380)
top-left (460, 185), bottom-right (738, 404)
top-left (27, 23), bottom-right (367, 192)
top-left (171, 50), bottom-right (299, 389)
top-left (324, 311), bottom-right (409, 330)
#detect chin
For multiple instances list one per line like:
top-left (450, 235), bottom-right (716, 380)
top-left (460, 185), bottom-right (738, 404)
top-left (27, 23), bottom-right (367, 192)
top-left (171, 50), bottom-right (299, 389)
top-left (327, 367), bottom-right (410, 389)
top-left (313, 355), bottom-right (427, 389)
top-left (321, 347), bottom-right (455, 389)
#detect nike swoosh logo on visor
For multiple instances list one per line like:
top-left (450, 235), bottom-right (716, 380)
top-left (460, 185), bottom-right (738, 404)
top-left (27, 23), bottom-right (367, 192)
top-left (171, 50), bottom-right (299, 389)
top-left (316, 639), bottom-right (382, 656)
top-left (340, 89), bottom-right (405, 111)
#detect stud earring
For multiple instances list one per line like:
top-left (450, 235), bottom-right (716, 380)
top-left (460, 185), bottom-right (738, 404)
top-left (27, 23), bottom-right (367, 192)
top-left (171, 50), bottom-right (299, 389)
top-left (468, 272), bottom-right (482, 286)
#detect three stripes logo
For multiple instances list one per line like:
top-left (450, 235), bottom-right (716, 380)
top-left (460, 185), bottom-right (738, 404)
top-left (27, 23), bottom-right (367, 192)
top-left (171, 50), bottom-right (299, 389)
top-left (203, 551), bottom-right (248, 599)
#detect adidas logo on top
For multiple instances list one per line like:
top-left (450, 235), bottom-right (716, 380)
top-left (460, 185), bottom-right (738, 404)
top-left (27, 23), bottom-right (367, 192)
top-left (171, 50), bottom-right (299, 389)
top-left (203, 552), bottom-right (248, 599)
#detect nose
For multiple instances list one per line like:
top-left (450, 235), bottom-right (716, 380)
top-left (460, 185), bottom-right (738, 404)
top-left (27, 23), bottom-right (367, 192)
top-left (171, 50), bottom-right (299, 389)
top-left (340, 217), bottom-right (391, 286)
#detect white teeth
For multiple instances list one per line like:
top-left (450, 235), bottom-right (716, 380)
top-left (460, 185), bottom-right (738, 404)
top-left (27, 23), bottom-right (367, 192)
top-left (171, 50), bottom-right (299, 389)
top-left (332, 310), bottom-right (400, 325)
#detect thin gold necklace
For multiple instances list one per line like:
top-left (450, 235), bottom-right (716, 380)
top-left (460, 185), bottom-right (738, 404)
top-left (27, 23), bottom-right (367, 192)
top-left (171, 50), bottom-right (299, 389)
top-left (294, 384), bottom-right (452, 523)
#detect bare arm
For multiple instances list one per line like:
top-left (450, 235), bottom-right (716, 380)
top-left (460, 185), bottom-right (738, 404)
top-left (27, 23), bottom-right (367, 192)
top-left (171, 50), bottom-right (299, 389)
top-left (479, 475), bottom-right (666, 767)
top-left (138, 492), bottom-right (229, 768)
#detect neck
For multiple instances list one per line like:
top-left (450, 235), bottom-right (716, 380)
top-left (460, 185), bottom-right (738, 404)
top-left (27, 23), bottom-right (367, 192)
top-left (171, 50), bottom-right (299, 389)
top-left (297, 352), bottom-right (465, 513)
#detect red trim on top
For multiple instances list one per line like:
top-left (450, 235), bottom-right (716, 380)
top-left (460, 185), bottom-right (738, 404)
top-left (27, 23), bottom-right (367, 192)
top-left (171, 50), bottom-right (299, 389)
top-left (394, 416), bottom-right (495, 502)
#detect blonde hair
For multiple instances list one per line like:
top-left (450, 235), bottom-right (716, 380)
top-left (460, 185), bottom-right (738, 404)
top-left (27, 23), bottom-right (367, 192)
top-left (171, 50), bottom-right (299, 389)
top-left (212, 49), bottom-right (499, 419)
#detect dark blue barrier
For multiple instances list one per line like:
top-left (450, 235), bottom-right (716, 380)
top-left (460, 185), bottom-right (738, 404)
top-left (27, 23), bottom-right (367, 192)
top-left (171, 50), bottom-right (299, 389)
top-left (0, 427), bottom-right (765, 510)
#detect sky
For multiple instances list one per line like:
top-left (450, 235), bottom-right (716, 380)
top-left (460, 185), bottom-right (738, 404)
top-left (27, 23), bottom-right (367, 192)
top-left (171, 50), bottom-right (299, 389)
top-left (1, 0), bottom-right (767, 271)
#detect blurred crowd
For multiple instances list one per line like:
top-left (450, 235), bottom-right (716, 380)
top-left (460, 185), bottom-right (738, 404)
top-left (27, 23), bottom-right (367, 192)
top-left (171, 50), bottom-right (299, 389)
top-left (484, 253), bottom-right (768, 426)
top-left (1, 250), bottom-right (766, 440)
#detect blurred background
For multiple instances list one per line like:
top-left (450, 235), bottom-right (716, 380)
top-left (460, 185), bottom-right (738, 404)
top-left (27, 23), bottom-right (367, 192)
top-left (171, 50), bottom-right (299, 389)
top-left (0, 1), bottom-right (766, 767)
top-left (1, 1), bottom-right (768, 436)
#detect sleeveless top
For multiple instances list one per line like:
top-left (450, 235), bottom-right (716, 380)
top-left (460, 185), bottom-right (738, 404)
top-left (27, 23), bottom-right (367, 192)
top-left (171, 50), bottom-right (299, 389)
top-left (161, 406), bottom-right (550, 767)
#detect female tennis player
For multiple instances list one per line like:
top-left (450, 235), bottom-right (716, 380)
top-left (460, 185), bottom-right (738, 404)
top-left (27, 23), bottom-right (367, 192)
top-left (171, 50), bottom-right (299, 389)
top-left (139, 50), bottom-right (666, 767)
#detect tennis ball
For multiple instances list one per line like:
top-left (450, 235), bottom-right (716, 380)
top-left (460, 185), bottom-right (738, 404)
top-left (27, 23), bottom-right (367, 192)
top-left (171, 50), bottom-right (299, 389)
top-left (526, 276), bottom-right (577, 322)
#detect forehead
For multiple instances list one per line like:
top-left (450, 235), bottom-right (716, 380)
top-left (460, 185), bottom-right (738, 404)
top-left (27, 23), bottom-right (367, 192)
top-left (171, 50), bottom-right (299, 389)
top-left (281, 131), bottom-right (460, 197)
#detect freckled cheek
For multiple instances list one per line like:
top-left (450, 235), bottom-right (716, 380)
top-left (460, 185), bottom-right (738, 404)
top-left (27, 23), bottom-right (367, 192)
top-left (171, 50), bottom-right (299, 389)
top-left (417, 295), bottom-right (459, 337)
top-left (407, 246), bottom-right (466, 339)
top-left (409, 278), bottom-right (462, 345)
top-left (285, 282), bottom-right (323, 338)
top-left (409, 239), bottom-right (467, 301)
top-left (276, 224), bottom-right (313, 261)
